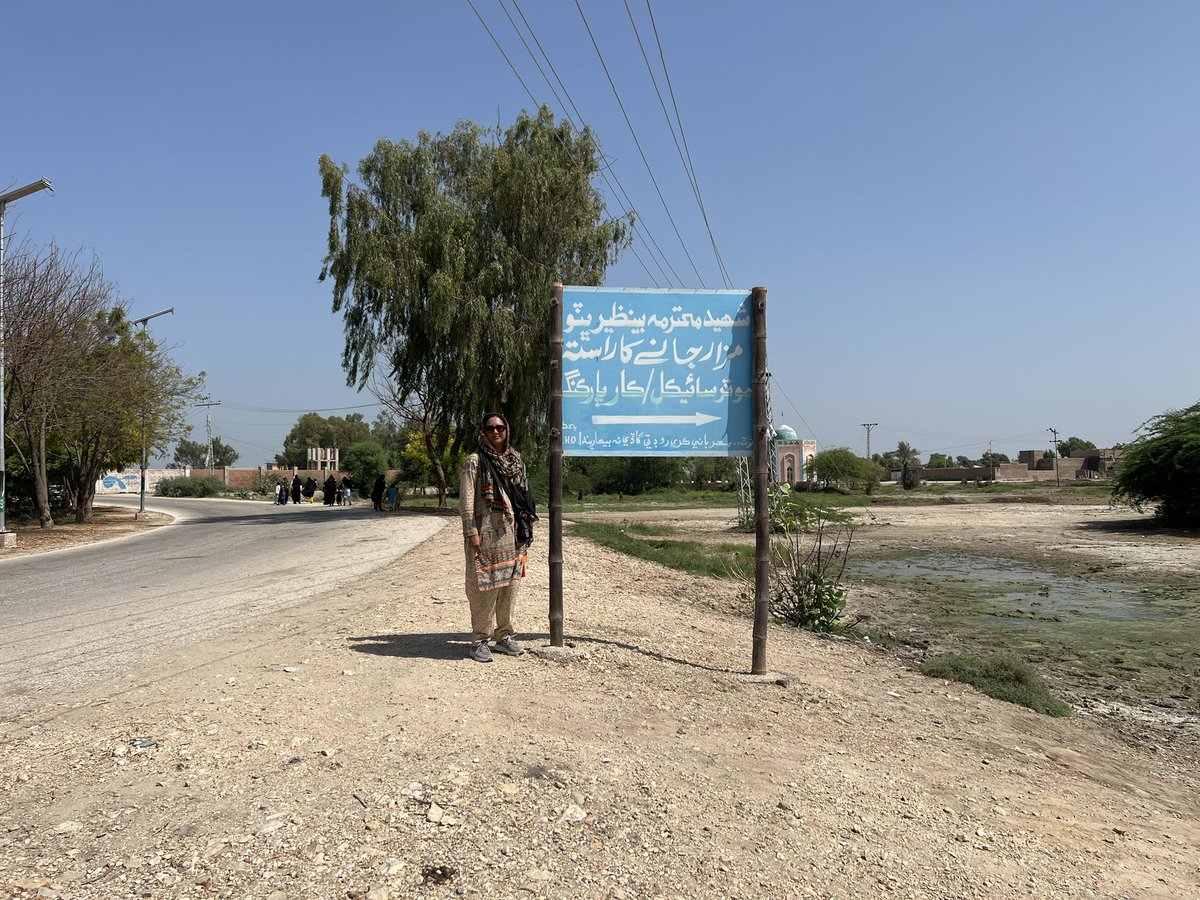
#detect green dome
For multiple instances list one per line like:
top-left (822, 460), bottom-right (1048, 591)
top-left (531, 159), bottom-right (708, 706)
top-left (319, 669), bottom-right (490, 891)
top-left (774, 424), bottom-right (799, 443)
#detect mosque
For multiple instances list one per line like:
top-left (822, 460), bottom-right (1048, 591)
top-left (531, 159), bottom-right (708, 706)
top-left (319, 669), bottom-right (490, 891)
top-left (774, 423), bottom-right (817, 486)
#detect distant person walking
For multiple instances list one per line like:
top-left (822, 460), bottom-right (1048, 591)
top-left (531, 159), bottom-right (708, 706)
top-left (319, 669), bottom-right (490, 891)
top-left (371, 474), bottom-right (386, 512)
top-left (460, 412), bottom-right (534, 663)
top-left (275, 481), bottom-right (287, 505)
top-left (291, 474), bottom-right (302, 505)
top-left (323, 473), bottom-right (338, 506)
top-left (387, 481), bottom-right (399, 511)
top-left (303, 477), bottom-right (317, 503)
top-left (342, 475), bottom-right (353, 506)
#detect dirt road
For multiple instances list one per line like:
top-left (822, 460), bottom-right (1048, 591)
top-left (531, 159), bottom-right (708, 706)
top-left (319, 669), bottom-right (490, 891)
top-left (1, 504), bottom-right (1197, 898)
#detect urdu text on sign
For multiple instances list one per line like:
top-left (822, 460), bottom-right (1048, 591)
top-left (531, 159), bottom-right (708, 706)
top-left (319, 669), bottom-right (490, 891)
top-left (561, 287), bottom-right (754, 457)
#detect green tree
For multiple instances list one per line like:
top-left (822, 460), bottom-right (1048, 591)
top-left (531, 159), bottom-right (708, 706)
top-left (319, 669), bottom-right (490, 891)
top-left (174, 436), bottom-right (238, 468)
top-left (955, 455), bottom-right (976, 467)
top-left (926, 453), bottom-right (954, 468)
top-left (370, 411), bottom-right (408, 467)
top-left (893, 442), bottom-right (921, 491)
top-left (275, 412), bottom-right (369, 468)
top-left (59, 309), bottom-right (201, 522)
top-left (980, 451), bottom-right (1010, 467)
top-left (1112, 400), bottom-right (1200, 526)
top-left (3, 242), bottom-right (112, 528)
top-left (810, 448), bottom-right (867, 491)
top-left (343, 441), bottom-right (390, 497)
top-left (1056, 436), bottom-right (1097, 458)
top-left (319, 107), bottom-right (632, 478)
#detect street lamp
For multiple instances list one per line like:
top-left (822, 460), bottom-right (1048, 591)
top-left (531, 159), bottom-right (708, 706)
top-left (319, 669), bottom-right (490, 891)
top-left (0, 178), bottom-right (53, 547)
top-left (132, 307), bottom-right (175, 519)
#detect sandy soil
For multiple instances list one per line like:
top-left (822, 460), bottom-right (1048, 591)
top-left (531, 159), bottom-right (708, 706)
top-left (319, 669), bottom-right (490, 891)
top-left (1, 502), bottom-right (1197, 898)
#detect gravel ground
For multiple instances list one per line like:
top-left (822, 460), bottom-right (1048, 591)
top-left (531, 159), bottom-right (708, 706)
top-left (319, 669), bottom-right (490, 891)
top-left (1, 510), bottom-right (1198, 899)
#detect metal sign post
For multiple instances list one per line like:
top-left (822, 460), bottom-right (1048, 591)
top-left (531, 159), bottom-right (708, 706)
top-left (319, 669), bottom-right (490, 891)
top-left (750, 287), bottom-right (770, 675)
top-left (549, 283), bottom-right (565, 647)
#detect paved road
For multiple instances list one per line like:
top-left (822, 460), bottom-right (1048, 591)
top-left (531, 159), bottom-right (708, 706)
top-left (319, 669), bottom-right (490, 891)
top-left (0, 497), bottom-right (446, 724)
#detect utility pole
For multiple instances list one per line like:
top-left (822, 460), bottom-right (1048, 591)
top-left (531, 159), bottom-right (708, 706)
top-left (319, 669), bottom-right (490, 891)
top-left (196, 399), bottom-right (222, 470)
top-left (861, 423), bottom-right (877, 461)
top-left (1047, 427), bottom-right (1060, 486)
top-left (132, 307), bottom-right (174, 519)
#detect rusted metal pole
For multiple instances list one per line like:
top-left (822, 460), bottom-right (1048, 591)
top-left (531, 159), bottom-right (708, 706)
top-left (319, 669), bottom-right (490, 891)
top-left (549, 282), bottom-right (565, 646)
top-left (751, 286), bottom-right (770, 675)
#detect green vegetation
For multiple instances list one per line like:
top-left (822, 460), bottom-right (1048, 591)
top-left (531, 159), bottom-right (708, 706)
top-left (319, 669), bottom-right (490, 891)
top-left (810, 447), bottom-right (870, 491)
top-left (567, 521), bottom-right (753, 579)
top-left (4, 243), bottom-right (203, 526)
top-left (1112, 399), bottom-right (1200, 526)
top-left (764, 488), bottom-right (856, 633)
top-left (319, 107), bottom-right (630, 496)
top-left (920, 651), bottom-right (1072, 716)
top-left (155, 475), bottom-right (227, 498)
top-left (174, 436), bottom-right (238, 468)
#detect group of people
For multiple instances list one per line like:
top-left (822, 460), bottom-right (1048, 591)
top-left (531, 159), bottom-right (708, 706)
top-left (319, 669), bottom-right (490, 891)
top-left (321, 474), bottom-right (354, 506)
top-left (273, 473), bottom-right (352, 505)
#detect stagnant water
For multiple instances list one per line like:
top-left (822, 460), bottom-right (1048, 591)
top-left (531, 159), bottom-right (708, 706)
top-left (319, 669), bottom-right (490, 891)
top-left (847, 554), bottom-right (1190, 623)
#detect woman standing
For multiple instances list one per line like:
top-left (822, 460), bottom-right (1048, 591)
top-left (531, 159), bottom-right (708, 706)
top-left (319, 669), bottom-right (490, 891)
top-left (460, 412), bottom-right (532, 663)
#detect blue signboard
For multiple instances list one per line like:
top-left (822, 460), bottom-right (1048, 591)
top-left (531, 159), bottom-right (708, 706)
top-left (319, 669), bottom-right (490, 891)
top-left (562, 286), bottom-right (754, 456)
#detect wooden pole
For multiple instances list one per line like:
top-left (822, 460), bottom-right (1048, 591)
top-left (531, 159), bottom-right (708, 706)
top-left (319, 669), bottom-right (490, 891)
top-left (751, 286), bottom-right (770, 675)
top-left (549, 282), bottom-right (565, 646)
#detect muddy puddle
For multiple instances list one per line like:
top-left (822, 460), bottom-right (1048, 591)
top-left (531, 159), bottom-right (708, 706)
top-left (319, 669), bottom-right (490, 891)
top-left (849, 554), bottom-right (1192, 623)
top-left (846, 553), bottom-right (1200, 713)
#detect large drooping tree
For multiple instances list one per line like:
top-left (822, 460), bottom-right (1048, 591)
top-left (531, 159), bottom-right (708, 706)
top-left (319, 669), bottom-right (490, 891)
top-left (318, 107), bottom-right (632, 490)
top-left (1112, 400), bottom-right (1200, 527)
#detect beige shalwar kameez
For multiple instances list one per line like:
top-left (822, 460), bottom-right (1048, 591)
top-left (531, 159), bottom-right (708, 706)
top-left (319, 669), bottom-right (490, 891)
top-left (460, 452), bottom-right (526, 644)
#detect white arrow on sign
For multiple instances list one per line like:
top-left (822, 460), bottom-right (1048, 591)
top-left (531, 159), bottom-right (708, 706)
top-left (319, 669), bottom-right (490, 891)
top-left (592, 412), bottom-right (721, 426)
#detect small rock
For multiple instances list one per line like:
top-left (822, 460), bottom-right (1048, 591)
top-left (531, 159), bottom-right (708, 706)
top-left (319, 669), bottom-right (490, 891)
top-left (282, 667), bottom-right (298, 673)
top-left (559, 804), bottom-right (587, 823)
top-left (427, 802), bottom-right (444, 823)
top-left (53, 821), bottom-right (84, 834)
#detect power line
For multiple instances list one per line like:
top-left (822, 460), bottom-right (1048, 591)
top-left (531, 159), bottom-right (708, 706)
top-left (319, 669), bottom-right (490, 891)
top-left (631, 0), bottom-right (733, 288)
top-left (574, 0), bottom-right (706, 285)
top-left (505, 0), bottom-right (684, 286)
top-left (220, 401), bottom-right (383, 414)
top-left (771, 380), bottom-right (822, 449)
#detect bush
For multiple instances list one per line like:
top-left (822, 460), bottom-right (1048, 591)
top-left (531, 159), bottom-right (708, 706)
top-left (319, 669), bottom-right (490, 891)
top-left (1112, 400), bottom-right (1200, 526)
top-left (156, 475), bottom-right (226, 498)
top-left (249, 474), bottom-right (281, 496)
top-left (920, 651), bottom-right (1071, 716)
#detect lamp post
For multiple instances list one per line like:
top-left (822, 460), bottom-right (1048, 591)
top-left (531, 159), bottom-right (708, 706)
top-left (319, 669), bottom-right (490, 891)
top-left (0, 178), bottom-right (53, 547)
top-left (132, 307), bottom-right (175, 519)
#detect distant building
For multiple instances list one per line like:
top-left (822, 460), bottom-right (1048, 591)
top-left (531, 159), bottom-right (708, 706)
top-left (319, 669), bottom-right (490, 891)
top-left (774, 423), bottom-right (817, 485)
top-left (307, 446), bottom-right (340, 472)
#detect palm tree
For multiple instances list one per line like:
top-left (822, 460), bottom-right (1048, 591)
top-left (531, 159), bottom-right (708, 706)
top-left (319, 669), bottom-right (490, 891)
top-left (895, 441), bottom-right (921, 489)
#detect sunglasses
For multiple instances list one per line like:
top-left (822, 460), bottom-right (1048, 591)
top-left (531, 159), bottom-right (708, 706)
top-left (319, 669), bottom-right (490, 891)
top-left (483, 424), bottom-right (507, 433)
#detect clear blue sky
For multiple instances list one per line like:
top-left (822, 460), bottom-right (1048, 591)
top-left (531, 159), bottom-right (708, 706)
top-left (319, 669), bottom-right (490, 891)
top-left (6, 1), bottom-right (1197, 466)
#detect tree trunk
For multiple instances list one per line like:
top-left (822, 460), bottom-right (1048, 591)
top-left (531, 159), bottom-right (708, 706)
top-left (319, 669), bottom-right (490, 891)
top-left (422, 426), bottom-right (448, 508)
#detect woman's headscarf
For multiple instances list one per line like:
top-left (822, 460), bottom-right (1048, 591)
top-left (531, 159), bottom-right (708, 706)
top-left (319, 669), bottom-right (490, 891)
top-left (477, 412), bottom-right (531, 511)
